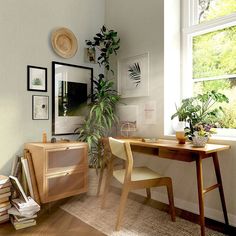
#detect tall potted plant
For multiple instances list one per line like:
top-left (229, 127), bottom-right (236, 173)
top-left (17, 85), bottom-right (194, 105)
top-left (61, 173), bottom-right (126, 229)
top-left (75, 25), bottom-right (120, 194)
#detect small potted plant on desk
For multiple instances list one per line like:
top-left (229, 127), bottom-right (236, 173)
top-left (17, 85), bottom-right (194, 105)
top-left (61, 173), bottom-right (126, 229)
top-left (171, 99), bottom-right (190, 144)
top-left (172, 90), bottom-right (229, 147)
top-left (75, 25), bottom-right (120, 195)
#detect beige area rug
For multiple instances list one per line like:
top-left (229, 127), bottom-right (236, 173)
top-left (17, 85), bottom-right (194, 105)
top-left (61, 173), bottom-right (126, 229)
top-left (61, 192), bottom-right (225, 236)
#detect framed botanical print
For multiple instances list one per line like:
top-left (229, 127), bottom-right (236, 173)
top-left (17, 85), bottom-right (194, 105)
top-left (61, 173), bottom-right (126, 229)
top-left (118, 53), bottom-right (149, 98)
top-left (27, 65), bottom-right (47, 92)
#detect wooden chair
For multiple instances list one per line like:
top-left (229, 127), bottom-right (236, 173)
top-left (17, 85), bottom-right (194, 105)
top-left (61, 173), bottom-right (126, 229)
top-left (101, 137), bottom-right (176, 231)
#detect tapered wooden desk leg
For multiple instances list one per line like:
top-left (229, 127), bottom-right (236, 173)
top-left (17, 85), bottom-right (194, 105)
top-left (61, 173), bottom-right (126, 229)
top-left (212, 153), bottom-right (229, 226)
top-left (196, 156), bottom-right (205, 236)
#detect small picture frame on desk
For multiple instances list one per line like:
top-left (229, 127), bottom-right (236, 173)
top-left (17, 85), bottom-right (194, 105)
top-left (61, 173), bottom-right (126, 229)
top-left (32, 95), bottom-right (49, 120)
top-left (27, 65), bottom-right (47, 92)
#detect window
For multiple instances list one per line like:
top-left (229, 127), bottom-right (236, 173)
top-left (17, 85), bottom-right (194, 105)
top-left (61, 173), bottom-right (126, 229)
top-left (197, 0), bottom-right (236, 24)
top-left (182, 0), bottom-right (236, 136)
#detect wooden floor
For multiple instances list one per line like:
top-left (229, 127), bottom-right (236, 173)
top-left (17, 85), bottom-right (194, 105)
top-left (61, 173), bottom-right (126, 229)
top-left (0, 195), bottom-right (105, 236)
top-left (0, 189), bottom-right (235, 236)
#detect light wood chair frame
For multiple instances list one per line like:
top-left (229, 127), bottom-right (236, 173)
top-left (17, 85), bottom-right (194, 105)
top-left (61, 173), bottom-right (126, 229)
top-left (101, 138), bottom-right (176, 231)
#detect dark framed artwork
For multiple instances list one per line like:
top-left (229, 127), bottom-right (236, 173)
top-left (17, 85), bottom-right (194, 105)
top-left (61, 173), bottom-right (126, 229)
top-left (52, 61), bottom-right (93, 135)
top-left (27, 65), bottom-right (47, 92)
top-left (32, 95), bottom-right (49, 120)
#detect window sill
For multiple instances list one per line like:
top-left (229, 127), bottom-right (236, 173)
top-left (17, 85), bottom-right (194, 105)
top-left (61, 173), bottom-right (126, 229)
top-left (163, 134), bottom-right (236, 144)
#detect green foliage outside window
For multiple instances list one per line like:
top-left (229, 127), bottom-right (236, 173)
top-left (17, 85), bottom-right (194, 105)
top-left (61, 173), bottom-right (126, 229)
top-left (199, 0), bottom-right (236, 23)
top-left (193, 0), bottom-right (236, 128)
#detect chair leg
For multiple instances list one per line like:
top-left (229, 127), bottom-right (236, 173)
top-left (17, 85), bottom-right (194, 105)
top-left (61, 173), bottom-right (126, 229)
top-left (146, 188), bottom-right (151, 199)
top-left (166, 180), bottom-right (176, 222)
top-left (97, 167), bottom-right (104, 197)
top-left (115, 186), bottom-right (129, 231)
top-left (101, 167), bottom-right (112, 209)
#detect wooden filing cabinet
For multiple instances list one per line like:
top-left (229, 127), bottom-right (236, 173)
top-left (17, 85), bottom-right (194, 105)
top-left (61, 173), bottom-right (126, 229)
top-left (25, 142), bottom-right (88, 203)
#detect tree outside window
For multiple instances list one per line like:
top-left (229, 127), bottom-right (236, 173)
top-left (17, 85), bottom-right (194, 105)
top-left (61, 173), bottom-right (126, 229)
top-left (189, 0), bottom-right (236, 129)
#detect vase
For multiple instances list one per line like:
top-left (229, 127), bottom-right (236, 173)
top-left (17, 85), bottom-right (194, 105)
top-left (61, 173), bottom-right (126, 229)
top-left (192, 136), bottom-right (208, 147)
top-left (175, 121), bottom-right (186, 144)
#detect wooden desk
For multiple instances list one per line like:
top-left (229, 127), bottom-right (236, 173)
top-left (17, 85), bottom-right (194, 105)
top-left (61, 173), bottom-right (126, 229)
top-left (128, 139), bottom-right (230, 236)
top-left (98, 138), bottom-right (230, 236)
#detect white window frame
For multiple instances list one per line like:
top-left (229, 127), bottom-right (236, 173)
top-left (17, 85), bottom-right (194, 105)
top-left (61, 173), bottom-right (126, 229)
top-left (181, 0), bottom-right (236, 138)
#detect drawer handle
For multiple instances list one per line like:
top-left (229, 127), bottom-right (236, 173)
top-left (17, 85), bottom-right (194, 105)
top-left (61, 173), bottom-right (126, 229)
top-left (166, 149), bottom-right (177, 153)
top-left (65, 172), bottom-right (70, 176)
top-left (66, 147), bottom-right (70, 150)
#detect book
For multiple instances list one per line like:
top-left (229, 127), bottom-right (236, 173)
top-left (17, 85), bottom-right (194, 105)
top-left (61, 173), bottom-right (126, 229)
top-left (0, 203), bottom-right (11, 212)
top-left (24, 149), bottom-right (40, 204)
top-left (0, 192), bottom-right (11, 199)
top-left (0, 181), bottom-right (11, 189)
top-left (11, 216), bottom-right (36, 230)
top-left (9, 176), bottom-right (28, 202)
top-left (0, 187), bottom-right (10, 194)
top-left (14, 214), bottom-right (37, 222)
top-left (0, 210), bottom-right (7, 216)
top-left (0, 213), bottom-right (9, 222)
top-left (11, 155), bottom-right (19, 176)
top-left (21, 157), bottom-right (34, 198)
top-left (0, 197), bottom-right (9, 204)
top-left (0, 175), bottom-right (9, 185)
top-left (8, 206), bottom-right (37, 218)
top-left (0, 202), bottom-right (11, 208)
top-left (12, 197), bottom-right (40, 212)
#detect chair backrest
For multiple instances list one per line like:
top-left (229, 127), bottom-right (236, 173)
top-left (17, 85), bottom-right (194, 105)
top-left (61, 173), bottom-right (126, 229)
top-left (109, 137), bottom-right (133, 181)
top-left (109, 138), bottom-right (127, 161)
top-left (108, 137), bottom-right (133, 170)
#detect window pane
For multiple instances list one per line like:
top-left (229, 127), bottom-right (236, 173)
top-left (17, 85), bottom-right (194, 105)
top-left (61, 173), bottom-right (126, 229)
top-left (198, 0), bottom-right (236, 23)
top-left (193, 25), bottom-right (236, 79)
top-left (193, 78), bottom-right (236, 128)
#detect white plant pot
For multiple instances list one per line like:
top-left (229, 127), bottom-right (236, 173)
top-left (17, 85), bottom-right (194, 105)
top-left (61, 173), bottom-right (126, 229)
top-left (87, 168), bottom-right (106, 196)
top-left (192, 136), bottom-right (208, 147)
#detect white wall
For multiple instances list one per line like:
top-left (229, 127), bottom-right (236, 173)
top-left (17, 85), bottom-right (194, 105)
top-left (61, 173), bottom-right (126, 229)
top-left (105, 0), bottom-right (236, 226)
top-left (0, 0), bottom-right (105, 175)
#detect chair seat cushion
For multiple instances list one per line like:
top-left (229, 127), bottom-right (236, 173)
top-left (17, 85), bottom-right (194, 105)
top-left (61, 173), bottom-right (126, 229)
top-left (113, 167), bottom-right (163, 183)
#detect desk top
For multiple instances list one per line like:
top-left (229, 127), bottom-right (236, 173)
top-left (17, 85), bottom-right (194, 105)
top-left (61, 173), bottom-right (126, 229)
top-left (124, 139), bottom-right (230, 154)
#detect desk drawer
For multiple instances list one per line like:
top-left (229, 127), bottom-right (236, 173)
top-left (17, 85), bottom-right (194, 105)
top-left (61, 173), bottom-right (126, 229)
top-left (158, 148), bottom-right (195, 162)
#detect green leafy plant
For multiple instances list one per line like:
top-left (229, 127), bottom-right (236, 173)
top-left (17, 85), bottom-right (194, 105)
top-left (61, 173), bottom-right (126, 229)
top-left (75, 26), bottom-right (120, 169)
top-left (128, 62), bottom-right (141, 87)
top-left (171, 90), bottom-right (229, 139)
top-left (86, 25), bottom-right (120, 72)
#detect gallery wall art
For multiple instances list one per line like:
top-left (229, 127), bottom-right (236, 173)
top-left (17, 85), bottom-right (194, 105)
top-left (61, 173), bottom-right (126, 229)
top-left (118, 53), bottom-right (149, 98)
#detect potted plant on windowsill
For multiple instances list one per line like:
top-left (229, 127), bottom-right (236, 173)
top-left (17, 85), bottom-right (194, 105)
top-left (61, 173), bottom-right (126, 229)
top-left (74, 25), bottom-right (120, 195)
top-left (171, 90), bottom-right (229, 146)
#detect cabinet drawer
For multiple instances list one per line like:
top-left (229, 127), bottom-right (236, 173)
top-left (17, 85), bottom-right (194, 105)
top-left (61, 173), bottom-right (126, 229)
top-left (158, 148), bottom-right (195, 162)
top-left (46, 146), bottom-right (86, 172)
top-left (45, 170), bottom-right (87, 202)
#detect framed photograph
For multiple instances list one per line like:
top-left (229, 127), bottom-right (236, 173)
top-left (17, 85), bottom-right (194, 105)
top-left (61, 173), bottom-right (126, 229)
top-left (27, 65), bottom-right (47, 92)
top-left (32, 95), bottom-right (49, 120)
top-left (118, 53), bottom-right (149, 98)
top-left (52, 61), bottom-right (93, 135)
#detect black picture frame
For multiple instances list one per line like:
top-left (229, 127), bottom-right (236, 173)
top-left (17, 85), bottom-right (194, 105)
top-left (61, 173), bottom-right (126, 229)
top-left (27, 65), bottom-right (47, 92)
top-left (32, 95), bottom-right (49, 120)
top-left (52, 61), bottom-right (93, 135)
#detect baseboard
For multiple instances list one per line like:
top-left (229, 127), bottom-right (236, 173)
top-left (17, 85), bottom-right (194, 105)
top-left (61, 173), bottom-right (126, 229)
top-left (131, 189), bottom-right (236, 227)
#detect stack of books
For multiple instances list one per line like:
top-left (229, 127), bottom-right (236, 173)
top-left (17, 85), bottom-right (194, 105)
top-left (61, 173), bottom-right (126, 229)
top-left (9, 197), bottom-right (40, 230)
top-left (8, 176), bottom-right (40, 230)
top-left (0, 175), bottom-right (11, 223)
